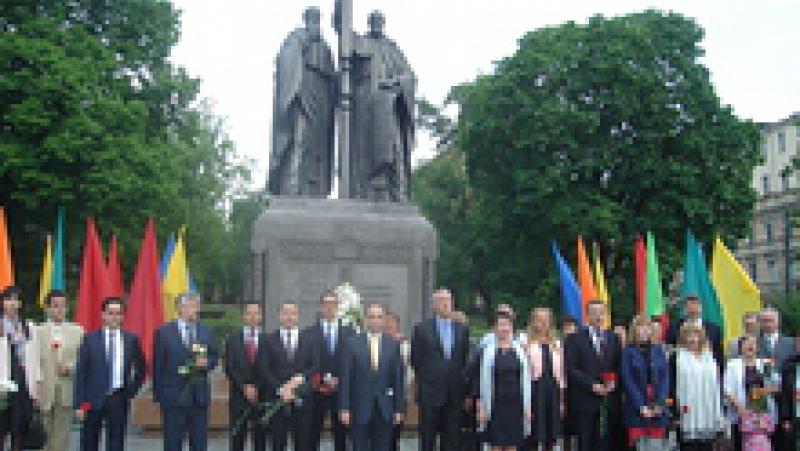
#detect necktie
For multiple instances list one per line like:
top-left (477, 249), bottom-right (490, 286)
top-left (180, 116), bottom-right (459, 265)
top-left (108, 330), bottom-right (117, 391)
top-left (596, 329), bottom-right (606, 358)
top-left (285, 330), bottom-right (295, 361)
top-left (439, 319), bottom-right (452, 359)
top-left (187, 324), bottom-right (196, 347)
top-left (327, 323), bottom-right (335, 354)
top-left (370, 334), bottom-right (380, 371)
top-left (245, 329), bottom-right (256, 364)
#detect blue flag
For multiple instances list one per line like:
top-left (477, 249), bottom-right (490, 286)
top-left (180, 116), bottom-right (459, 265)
top-left (159, 233), bottom-right (175, 280)
top-left (552, 240), bottom-right (583, 325)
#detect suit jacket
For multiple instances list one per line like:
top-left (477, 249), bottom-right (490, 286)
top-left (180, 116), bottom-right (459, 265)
top-left (302, 320), bottom-right (355, 380)
top-left (37, 321), bottom-right (84, 410)
top-left (225, 329), bottom-right (268, 413)
top-left (258, 328), bottom-right (320, 402)
top-left (339, 333), bottom-right (405, 425)
top-left (669, 318), bottom-right (724, 373)
top-left (758, 333), bottom-right (795, 367)
top-left (73, 328), bottom-right (145, 411)
top-left (410, 317), bottom-right (470, 407)
top-left (620, 345), bottom-right (669, 428)
top-left (564, 327), bottom-right (621, 411)
top-left (152, 321), bottom-right (218, 408)
top-left (780, 354), bottom-right (800, 421)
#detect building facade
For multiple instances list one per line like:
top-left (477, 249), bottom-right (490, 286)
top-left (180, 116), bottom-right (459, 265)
top-left (736, 114), bottom-right (800, 300)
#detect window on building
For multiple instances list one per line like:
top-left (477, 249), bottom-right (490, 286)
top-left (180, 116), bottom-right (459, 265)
top-left (765, 222), bottom-right (773, 243)
top-left (751, 262), bottom-right (758, 282)
top-left (767, 259), bottom-right (777, 282)
top-left (761, 139), bottom-right (769, 157)
top-left (778, 131), bottom-right (786, 153)
top-left (763, 176), bottom-right (770, 194)
top-left (782, 174), bottom-right (790, 191)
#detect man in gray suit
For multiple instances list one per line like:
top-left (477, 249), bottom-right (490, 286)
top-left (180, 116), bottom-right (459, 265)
top-left (758, 307), bottom-right (794, 451)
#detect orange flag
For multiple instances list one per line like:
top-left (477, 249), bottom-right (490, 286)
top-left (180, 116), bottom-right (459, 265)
top-left (0, 207), bottom-right (14, 291)
top-left (577, 235), bottom-right (598, 316)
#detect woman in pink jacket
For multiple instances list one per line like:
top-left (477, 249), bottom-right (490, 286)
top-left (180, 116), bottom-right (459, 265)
top-left (525, 307), bottom-right (566, 451)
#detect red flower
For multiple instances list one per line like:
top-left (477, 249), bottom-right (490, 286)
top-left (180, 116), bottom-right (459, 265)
top-left (601, 372), bottom-right (617, 383)
top-left (311, 373), bottom-right (323, 385)
top-left (79, 402), bottom-right (92, 412)
top-left (681, 405), bottom-right (690, 414)
top-left (52, 342), bottom-right (61, 350)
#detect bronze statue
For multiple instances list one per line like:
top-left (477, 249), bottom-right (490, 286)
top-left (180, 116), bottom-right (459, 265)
top-left (269, 7), bottom-right (336, 197)
top-left (269, 3), bottom-right (416, 202)
top-left (349, 11), bottom-right (415, 201)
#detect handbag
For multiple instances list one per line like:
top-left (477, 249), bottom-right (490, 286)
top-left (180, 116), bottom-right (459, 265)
top-left (21, 408), bottom-right (47, 450)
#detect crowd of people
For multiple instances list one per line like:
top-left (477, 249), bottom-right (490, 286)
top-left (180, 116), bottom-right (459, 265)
top-left (1, 284), bottom-right (799, 451)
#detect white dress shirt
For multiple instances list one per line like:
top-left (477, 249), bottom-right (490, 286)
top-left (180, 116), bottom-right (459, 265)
top-left (321, 320), bottom-right (337, 351)
top-left (104, 328), bottom-right (123, 390)
top-left (243, 327), bottom-right (260, 347)
top-left (281, 328), bottom-right (298, 354)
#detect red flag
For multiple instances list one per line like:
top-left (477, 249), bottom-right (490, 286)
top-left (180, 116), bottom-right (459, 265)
top-left (107, 235), bottom-right (124, 297)
top-left (76, 219), bottom-right (111, 331)
top-left (124, 218), bottom-right (164, 376)
top-left (634, 235), bottom-right (647, 315)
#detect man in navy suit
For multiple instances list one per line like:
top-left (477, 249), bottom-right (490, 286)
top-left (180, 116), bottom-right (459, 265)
top-left (668, 294), bottom-right (724, 373)
top-left (564, 300), bottom-right (622, 451)
top-left (339, 303), bottom-right (405, 451)
top-left (153, 292), bottom-right (218, 451)
top-left (304, 290), bottom-right (355, 451)
top-left (73, 297), bottom-right (146, 451)
top-left (410, 288), bottom-right (470, 451)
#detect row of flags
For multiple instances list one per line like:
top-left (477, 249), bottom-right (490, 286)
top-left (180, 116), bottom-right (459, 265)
top-left (553, 230), bottom-right (763, 345)
top-left (0, 206), bottom-right (196, 373)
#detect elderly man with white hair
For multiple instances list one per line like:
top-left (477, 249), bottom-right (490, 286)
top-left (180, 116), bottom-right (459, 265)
top-left (757, 306), bottom-right (794, 451)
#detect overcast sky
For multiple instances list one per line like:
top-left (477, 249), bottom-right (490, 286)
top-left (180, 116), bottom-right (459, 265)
top-left (169, 0), bottom-right (800, 188)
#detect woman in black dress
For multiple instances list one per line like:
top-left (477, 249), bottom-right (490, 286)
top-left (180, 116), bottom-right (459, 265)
top-left (477, 311), bottom-right (531, 451)
top-left (525, 307), bottom-right (564, 451)
top-left (0, 287), bottom-right (39, 451)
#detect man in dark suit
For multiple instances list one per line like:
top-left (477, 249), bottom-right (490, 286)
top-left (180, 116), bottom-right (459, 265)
top-left (225, 302), bottom-right (268, 451)
top-left (668, 294), bottom-right (724, 373)
top-left (153, 292), bottom-right (219, 451)
top-left (73, 297), bottom-right (145, 451)
top-left (260, 301), bottom-right (320, 451)
top-left (758, 307), bottom-right (795, 451)
top-left (303, 290), bottom-right (354, 451)
top-left (339, 303), bottom-right (406, 451)
top-left (564, 300), bottom-right (621, 451)
top-left (410, 288), bottom-right (470, 451)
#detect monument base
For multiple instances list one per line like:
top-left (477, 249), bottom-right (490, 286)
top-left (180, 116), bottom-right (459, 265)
top-left (249, 196), bottom-right (437, 333)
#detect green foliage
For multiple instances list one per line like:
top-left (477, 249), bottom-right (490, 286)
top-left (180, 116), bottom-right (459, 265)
top-left (448, 10), bottom-right (762, 318)
top-left (0, 1), bottom-right (259, 306)
top-left (773, 296), bottom-right (800, 337)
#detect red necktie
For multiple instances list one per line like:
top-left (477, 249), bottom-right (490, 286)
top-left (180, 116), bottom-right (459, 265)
top-left (246, 329), bottom-right (256, 364)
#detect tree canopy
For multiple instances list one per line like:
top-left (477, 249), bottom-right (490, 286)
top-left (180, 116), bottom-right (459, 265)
top-left (417, 10), bottom-right (762, 318)
top-left (0, 1), bottom-right (260, 307)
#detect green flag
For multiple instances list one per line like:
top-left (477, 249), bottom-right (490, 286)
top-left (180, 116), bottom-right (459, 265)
top-left (51, 207), bottom-right (65, 290)
top-left (680, 230), bottom-right (723, 329)
top-left (645, 231), bottom-right (664, 317)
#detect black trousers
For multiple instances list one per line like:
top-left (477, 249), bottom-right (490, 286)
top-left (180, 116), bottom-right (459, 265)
top-left (574, 408), bottom-right (605, 451)
top-left (679, 440), bottom-right (714, 451)
top-left (419, 391), bottom-right (461, 451)
top-left (162, 404), bottom-right (208, 451)
top-left (270, 403), bottom-right (312, 451)
top-left (80, 392), bottom-right (129, 451)
top-left (229, 403), bottom-right (266, 451)
top-left (310, 393), bottom-right (346, 451)
top-left (352, 401), bottom-right (393, 451)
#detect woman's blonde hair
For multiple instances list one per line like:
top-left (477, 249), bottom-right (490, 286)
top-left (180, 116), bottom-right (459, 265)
top-left (628, 315), bottom-right (654, 345)
top-left (677, 323), bottom-right (709, 351)
top-left (527, 307), bottom-right (557, 345)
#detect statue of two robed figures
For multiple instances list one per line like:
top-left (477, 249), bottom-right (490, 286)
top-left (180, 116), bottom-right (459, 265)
top-left (268, 3), bottom-right (415, 202)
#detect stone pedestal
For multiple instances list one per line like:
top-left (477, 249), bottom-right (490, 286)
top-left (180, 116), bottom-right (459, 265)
top-left (249, 197), bottom-right (437, 334)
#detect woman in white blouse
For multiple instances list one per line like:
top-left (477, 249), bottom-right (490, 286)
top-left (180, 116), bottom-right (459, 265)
top-left (0, 287), bottom-right (42, 451)
top-left (723, 334), bottom-right (779, 451)
top-left (675, 323), bottom-right (723, 451)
